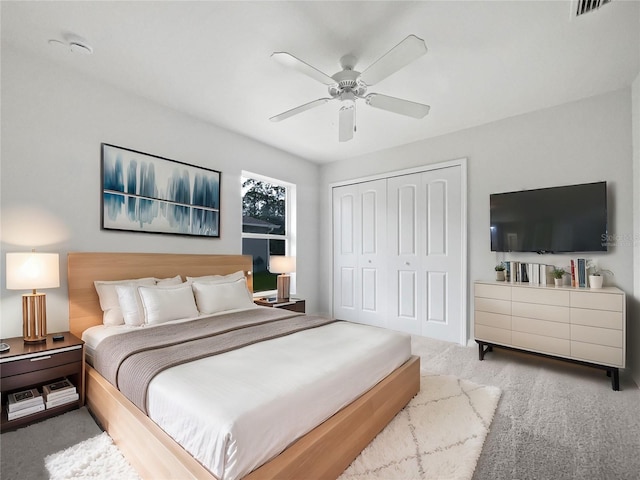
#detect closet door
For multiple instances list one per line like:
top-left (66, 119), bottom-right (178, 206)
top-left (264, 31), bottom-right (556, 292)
top-left (387, 166), bottom-right (463, 342)
top-left (333, 180), bottom-right (387, 327)
top-left (333, 184), bottom-right (359, 322)
top-left (387, 174), bottom-right (422, 334)
top-left (419, 166), bottom-right (463, 343)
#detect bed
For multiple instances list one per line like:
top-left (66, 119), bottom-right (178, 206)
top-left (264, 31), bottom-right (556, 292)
top-left (68, 252), bottom-right (420, 480)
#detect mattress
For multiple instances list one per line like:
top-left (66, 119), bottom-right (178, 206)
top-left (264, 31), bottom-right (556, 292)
top-left (83, 311), bottom-right (412, 480)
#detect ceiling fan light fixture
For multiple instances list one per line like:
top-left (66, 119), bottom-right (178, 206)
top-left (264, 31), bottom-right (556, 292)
top-left (270, 34), bottom-right (430, 141)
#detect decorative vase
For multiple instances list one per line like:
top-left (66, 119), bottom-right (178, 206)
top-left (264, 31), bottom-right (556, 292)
top-left (496, 271), bottom-right (505, 281)
top-left (589, 275), bottom-right (603, 289)
top-left (554, 278), bottom-right (563, 287)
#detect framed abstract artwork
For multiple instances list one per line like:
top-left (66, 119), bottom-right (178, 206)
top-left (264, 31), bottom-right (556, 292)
top-left (101, 144), bottom-right (221, 237)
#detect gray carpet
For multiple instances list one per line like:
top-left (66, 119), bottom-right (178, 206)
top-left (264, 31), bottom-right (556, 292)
top-left (0, 407), bottom-right (101, 480)
top-left (1, 336), bottom-right (639, 480)
top-left (411, 336), bottom-right (640, 480)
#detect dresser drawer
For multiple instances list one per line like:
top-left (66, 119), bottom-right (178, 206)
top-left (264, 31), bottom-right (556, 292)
top-left (475, 311), bottom-right (511, 329)
top-left (475, 297), bottom-right (511, 315)
top-left (512, 316), bottom-right (570, 339)
top-left (475, 324), bottom-right (511, 345)
top-left (570, 291), bottom-right (623, 312)
top-left (570, 308), bottom-right (623, 329)
top-left (1, 349), bottom-right (82, 378)
top-left (511, 288), bottom-right (570, 307)
top-left (511, 331), bottom-right (570, 357)
top-left (475, 283), bottom-right (511, 301)
top-left (512, 302), bottom-right (569, 323)
top-left (571, 324), bottom-right (623, 348)
top-left (571, 341), bottom-right (623, 367)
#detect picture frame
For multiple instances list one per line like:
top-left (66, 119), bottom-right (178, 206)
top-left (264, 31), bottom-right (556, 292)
top-left (101, 143), bottom-right (221, 237)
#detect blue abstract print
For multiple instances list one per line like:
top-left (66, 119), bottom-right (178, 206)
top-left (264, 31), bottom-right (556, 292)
top-left (102, 144), bottom-right (220, 237)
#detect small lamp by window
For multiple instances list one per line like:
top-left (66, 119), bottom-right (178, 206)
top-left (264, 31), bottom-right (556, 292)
top-left (268, 256), bottom-right (296, 301)
top-left (6, 251), bottom-right (60, 343)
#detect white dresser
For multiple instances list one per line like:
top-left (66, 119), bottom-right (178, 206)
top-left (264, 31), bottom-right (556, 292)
top-left (474, 281), bottom-right (626, 390)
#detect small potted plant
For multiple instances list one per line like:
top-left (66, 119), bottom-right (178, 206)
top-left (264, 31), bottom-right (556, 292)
top-left (495, 263), bottom-right (506, 281)
top-left (588, 268), bottom-right (613, 289)
top-left (552, 267), bottom-right (566, 287)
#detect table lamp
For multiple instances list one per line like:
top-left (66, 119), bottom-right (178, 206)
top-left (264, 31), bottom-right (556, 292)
top-left (6, 251), bottom-right (60, 343)
top-left (268, 255), bottom-right (296, 301)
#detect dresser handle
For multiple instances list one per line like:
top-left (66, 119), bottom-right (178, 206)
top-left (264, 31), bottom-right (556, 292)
top-left (30, 355), bottom-right (52, 362)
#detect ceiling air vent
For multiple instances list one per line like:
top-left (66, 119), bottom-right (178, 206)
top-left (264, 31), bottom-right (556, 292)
top-left (575, 0), bottom-right (612, 17)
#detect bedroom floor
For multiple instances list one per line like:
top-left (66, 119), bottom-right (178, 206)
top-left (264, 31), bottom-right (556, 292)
top-left (412, 336), bottom-right (640, 480)
top-left (1, 335), bottom-right (639, 480)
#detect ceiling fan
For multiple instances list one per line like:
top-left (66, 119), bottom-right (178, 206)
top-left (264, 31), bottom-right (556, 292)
top-left (270, 35), bottom-right (430, 142)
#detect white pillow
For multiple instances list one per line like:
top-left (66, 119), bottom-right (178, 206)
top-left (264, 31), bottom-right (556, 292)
top-left (138, 284), bottom-right (199, 325)
top-left (94, 277), bottom-right (155, 326)
top-left (192, 278), bottom-right (254, 315)
top-left (155, 275), bottom-right (183, 286)
top-left (186, 270), bottom-right (245, 285)
top-left (115, 284), bottom-right (147, 327)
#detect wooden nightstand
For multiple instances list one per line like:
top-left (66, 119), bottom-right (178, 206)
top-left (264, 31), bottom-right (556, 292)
top-left (0, 333), bottom-right (84, 431)
top-left (255, 297), bottom-right (306, 313)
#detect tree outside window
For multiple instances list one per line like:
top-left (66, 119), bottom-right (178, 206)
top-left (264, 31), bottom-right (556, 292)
top-left (241, 175), bottom-right (293, 293)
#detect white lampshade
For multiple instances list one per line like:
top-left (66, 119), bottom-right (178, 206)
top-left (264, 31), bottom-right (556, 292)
top-left (269, 256), bottom-right (296, 274)
top-left (6, 252), bottom-right (60, 291)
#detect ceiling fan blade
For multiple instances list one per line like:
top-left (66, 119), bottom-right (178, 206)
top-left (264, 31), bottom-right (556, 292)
top-left (366, 93), bottom-right (430, 119)
top-left (359, 35), bottom-right (428, 86)
top-left (338, 105), bottom-right (355, 142)
top-left (271, 52), bottom-right (336, 86)
top-left (270, 98), bottom-right (331, 122)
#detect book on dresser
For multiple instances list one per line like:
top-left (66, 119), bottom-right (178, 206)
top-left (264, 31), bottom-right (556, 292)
top-left (7, 388), bottom-right (44, 413)
top-left (42, 378), bottom-right (77, 408)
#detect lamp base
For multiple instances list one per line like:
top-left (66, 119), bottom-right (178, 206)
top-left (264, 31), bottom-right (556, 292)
top-left (276, 274), bottom-right (291, 301)
top-left (22, 293), bottom-right (47, 343)
top-left (24, 336), bottom-right (47, 344)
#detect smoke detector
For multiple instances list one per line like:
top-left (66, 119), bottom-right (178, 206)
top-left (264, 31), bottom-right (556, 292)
top-left (48, 34), bottom-right (93, 55)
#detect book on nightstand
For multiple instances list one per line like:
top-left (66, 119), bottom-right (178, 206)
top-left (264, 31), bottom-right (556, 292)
top-left (7, 402), bottom-right (45, 420)
top-left (42, 378), bottom-right (76, 401)
top-left (7, 388), bottom-right (44, 413)
top-left (255, 297), bottom-right (296, 307)
top-left (45, 392), bottom-right (79, 409)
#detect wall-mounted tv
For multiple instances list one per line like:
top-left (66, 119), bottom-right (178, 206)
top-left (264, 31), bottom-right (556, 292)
top-left (490, 181), bottom-right (607, 253)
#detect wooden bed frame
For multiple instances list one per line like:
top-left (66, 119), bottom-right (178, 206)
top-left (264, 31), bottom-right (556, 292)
top-left (68, 252), bottom-right (420, 480)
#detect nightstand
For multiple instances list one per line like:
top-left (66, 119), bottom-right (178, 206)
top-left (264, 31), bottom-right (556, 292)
top-left (255, 297), bottom-right (306, 313)
top-left (0, 333), bottom-right (84, 431)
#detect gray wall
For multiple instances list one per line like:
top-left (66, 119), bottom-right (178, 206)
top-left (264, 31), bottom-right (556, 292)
top-left (632, 71), bottom-right (640, 387)
top-left (0, 46), bottom-right (321, 337)
top-left (319, 88), bottom-right (636, 375)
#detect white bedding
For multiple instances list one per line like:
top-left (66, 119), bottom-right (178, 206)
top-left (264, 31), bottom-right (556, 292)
top-left (83, 312), bottom-right (411, 480)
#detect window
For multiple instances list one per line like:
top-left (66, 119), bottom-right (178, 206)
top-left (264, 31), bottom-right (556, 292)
top-left (241, 172), bottom-right (295, 295)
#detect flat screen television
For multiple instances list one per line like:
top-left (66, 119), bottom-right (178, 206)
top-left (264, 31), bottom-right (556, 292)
top-left (490, 181), bottom-right (607, 253)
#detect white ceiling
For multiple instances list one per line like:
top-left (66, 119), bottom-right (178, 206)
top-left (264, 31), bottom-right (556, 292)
top-left (2, 1), bottom-right (639, 164)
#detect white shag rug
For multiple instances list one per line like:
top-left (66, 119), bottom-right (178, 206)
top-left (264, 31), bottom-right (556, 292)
top-left (339, 373), bottom-right (501, 480)
top-left (45, 432), bottom-right (140, 480)
top-left (44, 374), bottom-right (500, 480)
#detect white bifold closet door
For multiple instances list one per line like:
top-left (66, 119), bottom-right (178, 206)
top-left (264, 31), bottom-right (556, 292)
top-left (387, 167), bottom-right (463, 342)
top-left (332, 179), bottom-right (388, 328)
top-left (333, 164), bottom-right (464, 344)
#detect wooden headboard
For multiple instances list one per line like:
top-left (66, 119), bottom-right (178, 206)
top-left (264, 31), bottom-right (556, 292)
top-left (68, 252), bottom-right (253, 338)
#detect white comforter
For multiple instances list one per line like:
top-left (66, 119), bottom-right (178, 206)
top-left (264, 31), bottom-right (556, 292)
top-left (84, 313), bottom-right (411, 480)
